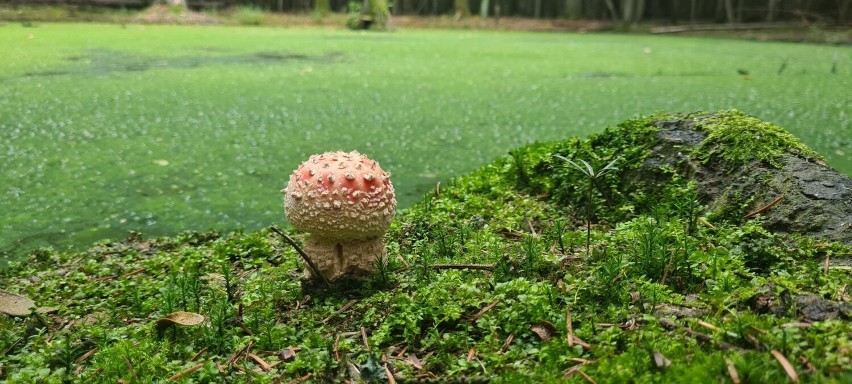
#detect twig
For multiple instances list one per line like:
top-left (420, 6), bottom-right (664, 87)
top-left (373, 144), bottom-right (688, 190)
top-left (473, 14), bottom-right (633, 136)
top-left (698, 217), bottom-right (716, 229)
top-left (248, 352), bottom-right (272, 372)
top-left (564, 365), bottom-right (596, 383)
top-left (660, 251), bottom-right (674, 285)
top-left (191, 347), bottom-right (208, 362)
top-left (743, 195), bottom-right (784, 219)
top-left (270, 226), bottom-right (330, 287)
top-left (566, 306), bottom-right (574, 347)
top-left (469, 301), bottom-right (500, 322)
top-left (168, 363), bottom-right (204, 381)
top-left (576, 369), bottom-right (597, 384)
top-left (824, 252), bottom-right (830, 275)
top-left (227, 340), bottom-right (254, 366)
top-left (770, 350), bottom-right (800, 384)
top-left (659, 318), bottom-right (741, 351)
top-left (361, 327), bottom-right (370, 349)
top-left (75, 347), bottom-right (99, 364)
top-left (526, 216), bottom-right (537, 236)
top-left (333, 334), bottom-right (341, 362)
top-left (433, 264), bottom-right (495, 271)
top-left (322, 299), bottom-right (358, 325)
top-left (285, 373), bottom-right (312, 384)
top-left (123, 355), bottom-right (138, 381)
top-left (384, 363), bottom-right (397, 384)
top-left (467, 347), bottom-right (477, 362)
top-left (397, 254), bottom-right (410, 269)
top-left (798, 355), bottom-right (817, 374)
top-left (695, 320), bottom-right (720, 332)
top-left (725, 358), bottom-right (740, 384)
top-left (500, 333), bottom-right (515, 354)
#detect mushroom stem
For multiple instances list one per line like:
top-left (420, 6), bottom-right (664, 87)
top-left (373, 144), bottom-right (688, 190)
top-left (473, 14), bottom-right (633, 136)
top-left (303, 235), bottom-right (388, 281)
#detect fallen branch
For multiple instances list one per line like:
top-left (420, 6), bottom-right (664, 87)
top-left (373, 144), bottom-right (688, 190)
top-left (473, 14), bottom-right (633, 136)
top-left (270, 226), bottom-right (330, 287)
top-left (361, 327), bottom-right (370, 349)
top-left (743, 195), bottom-right (784, 219)
top-left (75, 347), bottom-right (99, 364)
top-left (566, 306), bottom-right (574, 347)
top-left (248, 352), bottom-right (272, 372)
top-left (322, 299), bottom-right (358, 325)
top-left (190, 347), bottom-right (208, 362)
top-left (227, 340), bottom-right (254, 366)
top-left (469, 300), bottom-right (500, 322)
top-left (658, 317), bottom-right (742, 351)
top-left (384, 363), bottom-right (397, 384)
top-left (168, 363), bottom-right (204, 381)
top-left (285, 373), bottom-right (312, 384)
top-left (651, 22), bottom-right (793, 34)
top-left (500, 333), bottom-right (515, 354)
top-left (433, 264), bottom-right (495, 271)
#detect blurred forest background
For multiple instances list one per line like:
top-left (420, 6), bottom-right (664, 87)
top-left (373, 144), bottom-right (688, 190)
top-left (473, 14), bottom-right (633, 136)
top-left (2, 0), bottom-right (849, 24)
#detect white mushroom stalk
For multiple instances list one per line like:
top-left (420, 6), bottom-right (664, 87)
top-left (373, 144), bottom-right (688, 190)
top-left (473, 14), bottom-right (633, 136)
top-left (283, 151), bottom-right (396, 281)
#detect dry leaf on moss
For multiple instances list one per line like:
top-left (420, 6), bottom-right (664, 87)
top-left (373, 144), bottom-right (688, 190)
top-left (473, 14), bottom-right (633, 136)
top-left (155, 311), bottom-right (205, 332)
top-left (0, 289), bottom-right (57, 317)
top-left (531, 321), bottom-right (558, 342)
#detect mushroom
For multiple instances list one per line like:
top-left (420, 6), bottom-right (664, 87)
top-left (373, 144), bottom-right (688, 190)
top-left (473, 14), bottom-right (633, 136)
top-left (283, 150), bottom-right (396, 281)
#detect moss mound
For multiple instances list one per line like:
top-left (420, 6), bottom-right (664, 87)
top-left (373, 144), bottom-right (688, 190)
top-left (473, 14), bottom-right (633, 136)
top-left (1, 111), bottom-right (850, 383)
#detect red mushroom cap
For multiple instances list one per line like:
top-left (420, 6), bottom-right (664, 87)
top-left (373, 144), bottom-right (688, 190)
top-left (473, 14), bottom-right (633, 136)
top-left (283, 151), bottom-right (396, 240)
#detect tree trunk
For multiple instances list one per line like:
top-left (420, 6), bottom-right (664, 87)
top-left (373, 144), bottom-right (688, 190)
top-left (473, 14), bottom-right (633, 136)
top-left (315, 0), bottom-right (330, 15)
top-left (603, 0), bottom-right (618, 20)
top-left (480, 0), bottom-right (489, 17)
top-left (839, 0), bottom-right (851, 23)
top-left (455, 0), bottom-right (470, 18)
top-left (564, 0), bottom-right (582, 19)
top-left (534, 0), bottom-right (542, 18)
top-left (723, 0), bottom-right (735, 23)
top-left (620, 0), bottom-right (645, 23)
top-left (689, 0), bottom-right (697, 24)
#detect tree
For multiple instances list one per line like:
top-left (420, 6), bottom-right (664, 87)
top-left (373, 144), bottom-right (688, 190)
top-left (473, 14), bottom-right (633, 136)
top-left (315, 0), bottom-right (331, 15)
top-left (480, 0), bottom-right (490, 17)
top-left (564, 0), bottom-right (582, 19)
top-left (620, 0), bottom-right (646, 23)
top-left (455, 0), bottom-right (471, 18)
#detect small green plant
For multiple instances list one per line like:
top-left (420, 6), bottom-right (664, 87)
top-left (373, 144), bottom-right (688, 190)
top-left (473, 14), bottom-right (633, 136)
top-left (346, 1), bottom-right (364, 29)
top-left (554, 155), bottom-right (620, 256)
top-left (233, 6), bottom-right (265, 26)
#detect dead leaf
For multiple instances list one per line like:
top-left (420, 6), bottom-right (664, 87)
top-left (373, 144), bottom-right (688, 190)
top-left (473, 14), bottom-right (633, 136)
top-left (278, 346), bottom-right (298, 362)
top-left (405, 353), bottom-right (423, 370)
top-left (0, 289), bottom-right (56, 317)
top-left (155, 311), bottom-right (205, 332)
top-left (652, 351), bottom-right (671, 368)
top-left (531, 321), bottom-right (557, 342)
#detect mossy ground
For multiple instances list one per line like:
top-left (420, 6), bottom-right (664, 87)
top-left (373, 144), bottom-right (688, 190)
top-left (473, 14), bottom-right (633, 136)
top-left (1, 112), bottom-right (850, 383)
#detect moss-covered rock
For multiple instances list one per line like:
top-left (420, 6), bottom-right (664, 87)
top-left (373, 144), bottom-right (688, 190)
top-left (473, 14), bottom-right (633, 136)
top-left (508, 110), bottom-right (851, 244)
top-left (632, 111), bottom-right (850, 244)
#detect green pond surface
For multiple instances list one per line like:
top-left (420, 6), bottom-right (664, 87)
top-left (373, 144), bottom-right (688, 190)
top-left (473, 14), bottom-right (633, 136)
top-left (0, 23), bottom-right (849, 261)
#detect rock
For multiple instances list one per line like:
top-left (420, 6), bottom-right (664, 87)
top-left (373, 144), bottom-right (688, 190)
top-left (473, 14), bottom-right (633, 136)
top-left (631, 111), bottom-right (852, 245)
top-left (746, 283), bottom-right (851, 322)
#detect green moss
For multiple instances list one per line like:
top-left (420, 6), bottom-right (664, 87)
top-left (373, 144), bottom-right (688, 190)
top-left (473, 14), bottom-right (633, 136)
top-left (2, 112), bottom-right (850, 383)
top-left (694, 110), bottom-right (822, 168)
